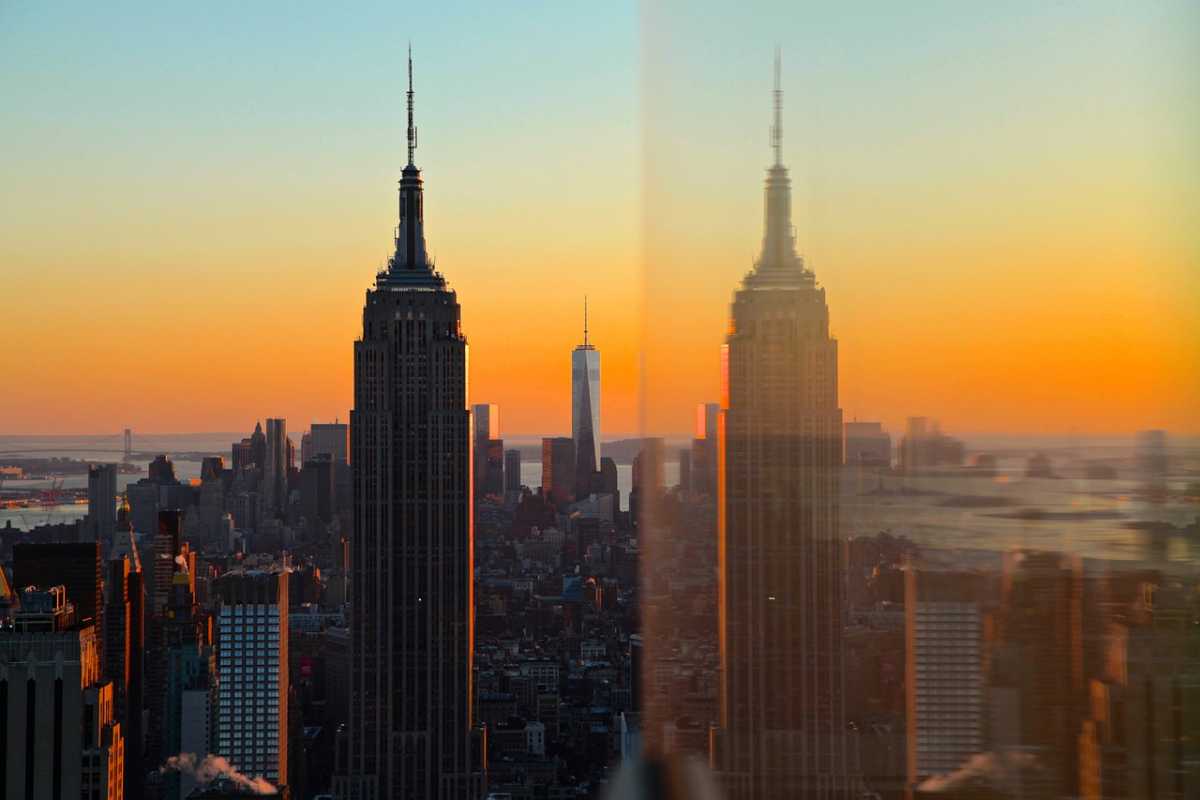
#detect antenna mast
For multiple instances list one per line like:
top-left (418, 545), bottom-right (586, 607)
top-left (583, 296), bottom-right (589, 347)
top-left (407, 44), bottom-right (417, 166)
top-left (771, 48), bottom-right (783, 166)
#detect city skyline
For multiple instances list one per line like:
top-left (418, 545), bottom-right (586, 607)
top-left (1, 9), bottom-right (1197, 796)
top-left (3, 3), bottom-right (1196, 438)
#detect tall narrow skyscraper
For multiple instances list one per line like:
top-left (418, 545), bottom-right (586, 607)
top-left (712, 55), bottom-right (854, 799)
top-left (472, 403), bottom-right (499, 499)
top-left (571, 298), bottom-right (601, 498)
top-left (264, 418), bottom-right (288, 517)
top-left (340, 51), bottom-right (481, 800)
top-left (87, 463), bottom-right (118, 544)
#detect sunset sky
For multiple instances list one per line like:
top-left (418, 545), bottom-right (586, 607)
top-left (2, 2), bottom-right (1196, 438)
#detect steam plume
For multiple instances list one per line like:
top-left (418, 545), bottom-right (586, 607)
top-left (160, 753), bottom-right (276, 794)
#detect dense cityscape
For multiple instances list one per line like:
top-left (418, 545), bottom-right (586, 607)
top-left (2, 31), bottom-right (1198, 800)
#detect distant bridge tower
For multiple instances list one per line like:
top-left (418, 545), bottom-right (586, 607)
top-left (123, 428), bottom-right (132, 461)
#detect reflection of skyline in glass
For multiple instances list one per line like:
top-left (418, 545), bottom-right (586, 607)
top-left (712, 58), bottom-right (854, 797)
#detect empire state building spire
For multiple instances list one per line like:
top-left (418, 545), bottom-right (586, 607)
top-left (771, 47), bottom-right (783, 168)
top-left (407, 43), bottom-right (417, 168)
top-left (754, 50), bottom-right (805, 280)
top-left (387, 44), bottom-right (433, 280)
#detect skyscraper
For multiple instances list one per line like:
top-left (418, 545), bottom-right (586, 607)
top-left (105, 549), bottom-right (145, 800)
top-left (88, 463), bottom-right (118, 544)
top-left (341, 52), bottom-right (481, 800)
top-left (712, 56), bottom-right (854, 799)
top-left (504, 449), bottom-right (522, 493)
top-left (472, 404), bottom-right (498, 444)
top-left (690, 402), bottom-right (720, 496)
top-left (0, 586), bottom-right (125, 800)
top-left (214, 568), bottom-right (289, 789)
top-left (264, 418), bottom-right (288, 517)
top-left (483, 438), bottom-right (505, 498)
top-left (844, 421), bottom-right (891, 467)
top-left (471, 403), bottom-right (500, 500)
top-left (904, 568), bottom-right (984, 786)
top-left (571, 298), bottom-right (601, 498)
top-left (310, 421), bottom-right (350, 465)
top-left (13, 541), bottom-right (103, 632)
top-left (542, 436), bottom-right (576, 508)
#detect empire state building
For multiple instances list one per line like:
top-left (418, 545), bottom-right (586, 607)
top-left (339, 53), bottom-right (482, 800)
top-left (711, 56), bottom-right (855, 799)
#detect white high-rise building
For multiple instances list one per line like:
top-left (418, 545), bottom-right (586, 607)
top-left (214, 568), bottom-right (289, 787)
top-left (571, 298), bottom-right (601, 490)
top-left (905, 568), bottom-right (984, 783)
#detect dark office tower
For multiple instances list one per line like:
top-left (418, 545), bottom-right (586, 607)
top-left (504, 449), bottom-right (522, 492)
top-left (992, 551), bottom-right (1085, 798)
top-left (0, 586), bottom-right (125, 800)
top-left (484, 438), bottom-right (505, 497)
top-left (341, 52), bottom-right (481, 800)
top-left (700, 401), bottom-right (719, 442)
top-left (108, 510), bottom-right (144, 796)
top-left (265, 417), bottom-right (288, 517)
top-left (252, 420), bottom-right (267, 468)
top-left (231, 439), bottom-right (254, 471)
top-left (311, 421), bottom-right (351, 465)
top-left (844, 421), bottom-right (891, 467)
top-left (678, 448), bottom-right (692, 494)
top-left (200, 455), bottom-right (224, 482)
top-left (472, 403), bottom-right (499, 501)
top-left (712, 56), bottom-right (853, 799)
top-left (301, 454), bottom-right (335, 526)
top-left (148, 454), bottom-right (176, 483)
top-left (105, 558), bottom-right (132, 719)
top-left (597, 456), bottom-right (619, 501)
top-left (144, 509), bottom-right (182, 771)
top-left (13, 541), bottom-right (103, 631)
top-left (126, 568), bottom-right (145, 797)
top-left (107, 551), bottom-right (145, 799)
top-left (541, 436), bottom-right (576, 508)
top-left (88, 463), bottom-right (118, 544)
top-left (153, 510), bottom-right (182, 612)
top-left (691, 401), bottom-right (720, 496)
top-left (232, 421), bottom-right (267, 470)
top-left (572, 298), bottom-right (601, 498)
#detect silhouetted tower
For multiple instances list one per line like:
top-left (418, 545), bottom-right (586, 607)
top-left (340, 49), bottom-right (481, 800)
top-left (572, 297), bottom-right (601, 498)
